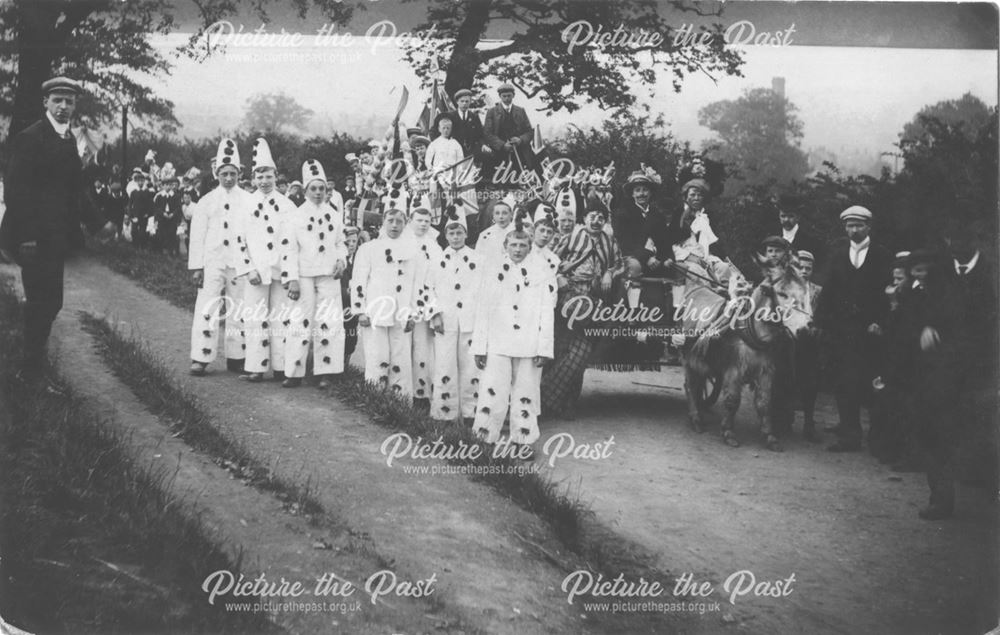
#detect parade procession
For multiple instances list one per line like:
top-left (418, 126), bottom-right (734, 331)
top-left (0, 1), bottom-right (997, 634)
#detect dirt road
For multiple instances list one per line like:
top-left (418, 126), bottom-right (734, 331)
top-left (540, 369), bottom-right (998, 634)
top-left (11, 252), bottom-right (997, 634)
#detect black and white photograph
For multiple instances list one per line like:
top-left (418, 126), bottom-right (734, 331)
top-left (0, 1), bottom-right (997, 633)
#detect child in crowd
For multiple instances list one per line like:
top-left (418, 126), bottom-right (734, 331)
top-left (428, 208), bottom-right (482, 422)
top-left (280, 159), bottom-right (348, 389)
top-left (472, 221), bottom-right (555, 458)
top-left (407, 207), bottom-right (443, 403)
top-left (351, 207), bottom-right (429, 396)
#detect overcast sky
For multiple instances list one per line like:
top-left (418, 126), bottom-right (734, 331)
top-left (146, 1), bottom-right (998, 163)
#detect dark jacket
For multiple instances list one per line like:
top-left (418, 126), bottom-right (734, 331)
top-left (482, 104), bottom-right (532, 151)
top-left (949, 255), bottom-right (997, 386)
top-left (770, 224), bottom-right (824, 265)
top-left (814, 237), bottom-right (893, 337)
top-left (435, 109), bottom-right (485, 160)
top-left (1, 117), bottom-right (102, 255)
top-left (611, 198), bottom-right (672, 269)
top-left (665, 204), bottom-right (727, 261)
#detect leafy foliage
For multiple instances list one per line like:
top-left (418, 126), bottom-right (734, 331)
top-left (402, 0), bottom-right (744, 114)
top-left (242, 92), bottom-right (314, 135)
top-left (698, 86), bottom-right (810, 196)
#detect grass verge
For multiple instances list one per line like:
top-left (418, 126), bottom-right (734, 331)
top-left (0, 281), bottom-right (278, 634)
top-left (79, 312), bottom-right (324, 521)
top-left (88, 241), bottom-right (671, 586)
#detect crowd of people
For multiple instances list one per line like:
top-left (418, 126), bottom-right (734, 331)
top-left (4, 78), bottom-right (995, 521)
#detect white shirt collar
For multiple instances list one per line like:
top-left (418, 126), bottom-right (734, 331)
top-left (850, 236), bottom-right (871, 252)
top-left (955, 250), bottom-right (980, 273)
top-left (782, 224), bottom-right (799, 243)
top-left (46, 111), bottom-right (70, 137)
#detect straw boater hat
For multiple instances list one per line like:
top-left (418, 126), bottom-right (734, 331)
top-left (213, 138), bottom-right (241, 174)
top-left (840, 205), bottom-right (873, 223)
top-left (623, 165), bottom-right (662, 196)
top-left (301, 159), bottom-right (327, 190)
top-left (251, 138), bottom-right (277, 173)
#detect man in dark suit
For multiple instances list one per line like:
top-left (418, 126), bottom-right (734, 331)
top-left (611, 170), bottom-right (672, 277)
top-left (0, 77), bottom-right (114, 391)
top-left (773, 195), bottom-right (823, 271)
top-left (935, 221), bottom-right (998, 517)
top-left (813, 206), bottom-right (893, 452)
top-left (436, 88), bottom-right (487, 162)
top-left (482, 84), bottom-right (532, 188)
top-left (341, 226), bottom-right (362, 369)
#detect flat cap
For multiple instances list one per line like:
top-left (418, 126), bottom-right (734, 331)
top-left (840, 205), bottom-right (872, 222)
top-left (410, 135), bottom-right (430, 148)
top-left (453, 88), bottom-right (473, 100)
top-left (761, 235), bottom-right (792, 250)
top-left (405, 127), bottom-right (424, 137)
top-left (796, 250), bottom-right (815, 263)
top-left (42, 77), bottom-right (83, 95)
top-left (497, 83), bottom-right (516, 95)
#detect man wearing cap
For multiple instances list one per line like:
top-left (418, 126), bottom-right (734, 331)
top-left (1, 76), bottom-right (115, 390)
top-left (813, 205), bottom-right (893, 452)
top-left (443, 89), bottom-right (487, 162)
top-left (483, 84), bottom-right (533, 187)
top-left (187, 138), bottom-right (256, 376)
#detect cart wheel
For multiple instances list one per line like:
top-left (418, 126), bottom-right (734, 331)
top-left (702, 373), bottom-right (722, 406)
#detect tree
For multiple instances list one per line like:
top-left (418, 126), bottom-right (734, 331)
top-left (698, 86), bottom-right (810, 195)
top-left (554, 109), bottom-right (687, 195)
top-left (900, 92), bottom-right (994, 147)
top-left (243, 92), bottom-right (314, 135)
top-left (401, 0), bottom-right (744, 114)
top-left (892, 96), bottom-right (998, 247)
top-left (0, 0), bottom-right (355, 138)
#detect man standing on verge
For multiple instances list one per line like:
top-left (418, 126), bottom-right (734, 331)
top-left (814, 206), bottom-right (892, 452)
top-left (1, 77), bottom-right (115, 392)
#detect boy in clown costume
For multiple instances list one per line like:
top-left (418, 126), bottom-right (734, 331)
top-left (428, 207), bottom-right (482, 422)
top-left (188, 138), bottom-right (254, 376)
top-left (351, 207), bottom-right (429, 396)
top-left (279, 159), bottom-right (348, 388)
top-left (240, 137), bottom-right (299, 382)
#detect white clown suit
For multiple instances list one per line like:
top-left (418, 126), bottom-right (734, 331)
top-left (188, 138), bottom-right (254, 367)
top-left (428, 217), bottom-right (482, 421)
top-left (280, 160), bottom-right (348, 379)
top-left (350, 227), bottom-right (430, 396)
top-left (471, 248), bottom-right (555, 445)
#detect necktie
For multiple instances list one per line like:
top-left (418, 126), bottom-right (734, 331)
top-left (958, 265), bottom-right (968, 275)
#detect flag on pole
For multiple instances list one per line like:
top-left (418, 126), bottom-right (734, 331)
top-left (415, 80), bottom-right (456, 135)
